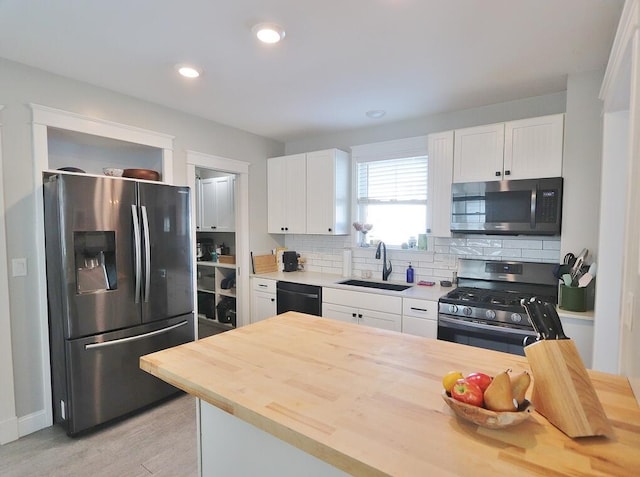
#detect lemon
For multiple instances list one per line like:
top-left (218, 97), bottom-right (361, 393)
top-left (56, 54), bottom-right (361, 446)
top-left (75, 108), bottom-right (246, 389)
top-left (442, 371), bottom-right (464, 393)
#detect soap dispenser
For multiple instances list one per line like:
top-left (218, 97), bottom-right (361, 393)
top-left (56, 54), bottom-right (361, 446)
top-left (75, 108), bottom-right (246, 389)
top-left (406, 262), bottom-right (414, 283)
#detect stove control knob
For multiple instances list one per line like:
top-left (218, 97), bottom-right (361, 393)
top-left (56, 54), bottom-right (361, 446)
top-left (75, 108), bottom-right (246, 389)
top-left (510, 313), bottom-right (523, 323)
top-left (485, 310), bottom-right (496, 320)
top-left (448, 304), bottom-right (458, 314)
top-left (462, 306), bottom-right (473, 316)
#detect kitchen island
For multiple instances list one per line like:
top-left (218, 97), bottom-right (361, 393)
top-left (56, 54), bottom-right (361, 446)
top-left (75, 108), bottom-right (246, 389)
top-left (140, 312), bottom-right (640, 476)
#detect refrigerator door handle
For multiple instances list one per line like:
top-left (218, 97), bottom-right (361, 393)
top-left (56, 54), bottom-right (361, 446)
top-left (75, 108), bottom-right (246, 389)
top-left (141, 205), bottom-right (151, 302)
top-left (131, 204), bottom-right (142, 303)
top-left (84, 320), bottom-right (189, 350)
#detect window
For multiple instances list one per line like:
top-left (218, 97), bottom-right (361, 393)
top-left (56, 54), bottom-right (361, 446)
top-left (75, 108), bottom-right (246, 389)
top-left (356, 155), bottom-right (428, 246)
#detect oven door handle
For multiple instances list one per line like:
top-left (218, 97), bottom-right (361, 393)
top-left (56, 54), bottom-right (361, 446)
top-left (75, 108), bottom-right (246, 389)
top-left (438, 315), bottom-right (535, 337)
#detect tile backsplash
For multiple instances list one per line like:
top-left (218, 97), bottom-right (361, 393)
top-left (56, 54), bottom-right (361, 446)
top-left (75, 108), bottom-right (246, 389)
top-left (284, 234), bottom-right (561, 283)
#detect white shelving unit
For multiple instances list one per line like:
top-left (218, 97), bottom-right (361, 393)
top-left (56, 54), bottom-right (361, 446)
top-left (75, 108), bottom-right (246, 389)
top-left (197, 261), bottom-right (236, 336)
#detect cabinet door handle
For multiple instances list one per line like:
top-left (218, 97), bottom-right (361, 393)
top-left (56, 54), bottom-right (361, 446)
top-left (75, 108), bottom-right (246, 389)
top-left (495, 171), bottom-right (501, 177)
top-left (328, 228), bottom-right (332, 232)
top-left (352, 313), bottom-right (357, 318)
top-left (358, 313), bottom-right (363, 319)
top-left (504, 170), bottom-right (511, 176)
top-left (270, 298), bottom-right (275, 302)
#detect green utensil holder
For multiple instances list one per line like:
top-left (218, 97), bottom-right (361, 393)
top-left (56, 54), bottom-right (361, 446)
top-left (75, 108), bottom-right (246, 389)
top-left (559, 282), bottom-right (594, 312)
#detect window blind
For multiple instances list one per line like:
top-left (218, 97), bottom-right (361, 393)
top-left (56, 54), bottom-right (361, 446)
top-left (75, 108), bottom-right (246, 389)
top-left (357, 156), bottom-right (428, 204)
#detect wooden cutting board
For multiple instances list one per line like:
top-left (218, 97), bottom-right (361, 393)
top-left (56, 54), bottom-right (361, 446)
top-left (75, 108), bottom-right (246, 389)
top-left (253, 254), bottom-right (278, 274)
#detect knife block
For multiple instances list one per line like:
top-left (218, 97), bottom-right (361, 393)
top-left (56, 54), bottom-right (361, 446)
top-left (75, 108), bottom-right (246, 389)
top-left (524, 339), bottom-right (612, 438)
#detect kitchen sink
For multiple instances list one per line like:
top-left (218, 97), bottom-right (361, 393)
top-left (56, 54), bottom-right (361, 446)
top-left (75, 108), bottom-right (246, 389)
top-left (337, 279), bottom-right (412, 292)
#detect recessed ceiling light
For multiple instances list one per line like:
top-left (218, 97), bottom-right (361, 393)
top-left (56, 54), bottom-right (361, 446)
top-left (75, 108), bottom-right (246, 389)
top-left (366, 110), bottom-right (386, 119)
top-left (252, 23), bottom-right (286, 44)
top-left (176, 64), bottom-right (202, 78)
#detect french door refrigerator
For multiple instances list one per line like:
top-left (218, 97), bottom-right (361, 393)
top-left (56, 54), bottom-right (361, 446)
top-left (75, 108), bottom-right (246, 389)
top-left (43, 172), bottom-right (194, 435)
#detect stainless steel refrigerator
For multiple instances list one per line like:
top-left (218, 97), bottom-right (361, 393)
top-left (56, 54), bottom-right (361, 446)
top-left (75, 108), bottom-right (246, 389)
top-left (43, 172), bottom-right (194, 436)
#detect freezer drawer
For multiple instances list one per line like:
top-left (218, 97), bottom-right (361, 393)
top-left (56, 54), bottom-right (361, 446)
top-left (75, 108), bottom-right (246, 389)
top-left (60, 314), bottom-right (194, 435)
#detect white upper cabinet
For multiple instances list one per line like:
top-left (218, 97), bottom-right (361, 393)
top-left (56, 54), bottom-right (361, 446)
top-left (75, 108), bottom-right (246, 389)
top-left (453, 114), bottom-right (564, 183)
top-left (453, 123), bottom-right (505, 183)
top-left (427, 131), bottom-right (454, 238)
top-left (267, 153), bottom-right (307, 234)
top-left (268, 149), bottom-right (350, 235)
top-left (504, 114), bottom-right (564, 180)
top-left (306, 149), bottom-right (350, 235)
top-left (200, 176), bottom-right (235, 232)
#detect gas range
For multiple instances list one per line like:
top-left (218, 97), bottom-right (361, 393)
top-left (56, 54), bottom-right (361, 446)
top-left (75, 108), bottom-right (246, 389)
top-left (439, 286), bottom-right (555, 330)
top-left (437, 259), bottom-right (559, 355)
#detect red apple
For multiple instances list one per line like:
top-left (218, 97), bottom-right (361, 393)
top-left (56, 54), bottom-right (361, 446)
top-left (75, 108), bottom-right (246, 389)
top-left (465, 372), bottom-right (493, 392)
top-left (450, 379), bottom-right (484, 407)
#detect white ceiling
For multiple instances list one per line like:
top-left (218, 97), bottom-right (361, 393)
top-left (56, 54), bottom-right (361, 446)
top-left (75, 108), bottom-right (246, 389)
top-left (0, 0), bottom-right (624, 143)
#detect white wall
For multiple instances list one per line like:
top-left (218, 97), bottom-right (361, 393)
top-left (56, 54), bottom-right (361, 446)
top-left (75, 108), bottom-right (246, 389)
top-left (0, 58), bottom-right (284, 436)
top-left (561, 69), bottom-right (605, 261)
top-left (285, 92), bottom-right (566, 154)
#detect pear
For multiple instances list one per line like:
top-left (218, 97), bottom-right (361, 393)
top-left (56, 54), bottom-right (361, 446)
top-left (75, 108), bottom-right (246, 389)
top-left (510, 371), bottom-right (531, 407)
top-left (484, 370), bottom-right (517, 412)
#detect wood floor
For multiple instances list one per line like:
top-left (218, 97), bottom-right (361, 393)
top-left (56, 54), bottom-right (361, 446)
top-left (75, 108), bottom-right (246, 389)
top-left (0, 394), bottom-right (197, 477)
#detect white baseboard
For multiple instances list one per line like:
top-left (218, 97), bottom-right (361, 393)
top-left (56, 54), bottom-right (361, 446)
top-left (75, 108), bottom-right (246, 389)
top-left (0, 416), bottom-right (19, 445)
top-left (18, 409), bottom-right (49, 438)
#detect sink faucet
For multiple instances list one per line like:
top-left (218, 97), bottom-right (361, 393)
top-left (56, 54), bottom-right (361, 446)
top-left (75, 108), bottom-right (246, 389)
top-left (375, 241), bottom-right (392, 281)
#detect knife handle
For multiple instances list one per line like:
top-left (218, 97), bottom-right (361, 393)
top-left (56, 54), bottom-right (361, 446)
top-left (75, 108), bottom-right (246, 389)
top-left (544, 301), bottom-right (569, 339)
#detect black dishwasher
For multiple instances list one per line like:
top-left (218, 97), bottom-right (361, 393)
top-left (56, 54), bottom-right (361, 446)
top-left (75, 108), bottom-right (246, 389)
top-left (276, 281), bottom-right (322, 316)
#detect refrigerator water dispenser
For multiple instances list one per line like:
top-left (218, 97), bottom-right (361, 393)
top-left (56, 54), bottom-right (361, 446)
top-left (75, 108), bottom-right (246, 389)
top-left (74, 231), bottom-right (117, 293)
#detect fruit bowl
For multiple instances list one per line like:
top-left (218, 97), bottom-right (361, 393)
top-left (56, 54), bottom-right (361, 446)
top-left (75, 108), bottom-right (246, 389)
top-left (442, 391), bottom-right (534, 429)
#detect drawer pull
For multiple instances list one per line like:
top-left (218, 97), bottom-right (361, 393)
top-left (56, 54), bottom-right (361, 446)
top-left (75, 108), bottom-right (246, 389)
top-left (411, 307), bottom-right (428, 312)
top-left (258, 284), bottom-right (268, 288)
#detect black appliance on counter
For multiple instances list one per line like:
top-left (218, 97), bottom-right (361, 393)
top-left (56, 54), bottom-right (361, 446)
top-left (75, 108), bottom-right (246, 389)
top-left (276, 281), bottom-right (322, 316)
top-left (282, 251), bottom-right (299, 272)
top-left (437, 259), bottom-right (558, 356)
top-left (43, 172), bottom-right (194, 436)
top-left (451, 177), bottom-right (563, 235)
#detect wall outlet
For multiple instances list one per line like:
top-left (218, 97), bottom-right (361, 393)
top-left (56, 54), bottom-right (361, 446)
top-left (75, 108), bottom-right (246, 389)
top-left (11, 258), bottom-right (27, 277)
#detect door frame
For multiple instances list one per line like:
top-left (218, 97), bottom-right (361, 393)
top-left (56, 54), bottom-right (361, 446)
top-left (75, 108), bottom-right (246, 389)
top-left (30, 104), bottom-right (174, 434)
top-left (186, 151), bottom-right (250, 331)
top-left (0, 110), bottom-right (20, 444)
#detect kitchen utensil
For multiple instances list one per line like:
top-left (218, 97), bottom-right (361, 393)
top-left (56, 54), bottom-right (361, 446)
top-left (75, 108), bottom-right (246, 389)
top-left (578, 272), bottom-right (593, 288)
top-left (57, 166), bottom-right (85, 173)
top-left (542, 301), bottom-right (568, 339)
top-left (520, 297), bottom-right (556, 340)
top-left (123, 168), bottom-right (160, 181)
top-left (561, 273), bottom-right (573, 287)
top-left (441, 391), bottom-right (534, 429)
top-left (563, 253), bottom-right (576, 265)
top-left (588, 262), bottom-right (597, 277)
top-left (103, 167), bottom-right (124, 177)
top-left (569, 248), bottom-right (588, 284)
top-left (252, 253), bottom-right (278, 274)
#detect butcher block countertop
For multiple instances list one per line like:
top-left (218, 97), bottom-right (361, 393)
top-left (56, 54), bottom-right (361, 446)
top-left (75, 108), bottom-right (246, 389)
top-left (140, 312), bottom-right (639, 476)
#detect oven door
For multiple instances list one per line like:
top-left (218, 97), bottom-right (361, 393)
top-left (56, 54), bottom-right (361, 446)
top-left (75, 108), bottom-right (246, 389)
top-left (437, 315), bottom-right (536, 356)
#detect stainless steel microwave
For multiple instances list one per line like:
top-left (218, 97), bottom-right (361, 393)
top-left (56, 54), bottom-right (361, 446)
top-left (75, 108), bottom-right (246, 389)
top-left (450, 177), bottom-right (563, 235)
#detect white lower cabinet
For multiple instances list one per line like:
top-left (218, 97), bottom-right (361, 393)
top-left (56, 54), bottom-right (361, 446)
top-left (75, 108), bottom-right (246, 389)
top-left (402, 298), bottom-right (438, 339)
top-left (322, 288), bottom-right (402, 332)
top-left (558, 313), bottom-right (594, 368)
top-left (251, 277), bottom-right (277, 323)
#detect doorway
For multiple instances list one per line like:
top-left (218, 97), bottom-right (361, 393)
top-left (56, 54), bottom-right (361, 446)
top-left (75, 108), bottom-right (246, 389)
top-left (186, 151), bottom-right (250, 339)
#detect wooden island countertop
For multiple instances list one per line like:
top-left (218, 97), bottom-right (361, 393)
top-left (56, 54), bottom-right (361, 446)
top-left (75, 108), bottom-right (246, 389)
top-left (140, 312), bottom-right (640, 476)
